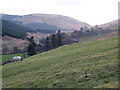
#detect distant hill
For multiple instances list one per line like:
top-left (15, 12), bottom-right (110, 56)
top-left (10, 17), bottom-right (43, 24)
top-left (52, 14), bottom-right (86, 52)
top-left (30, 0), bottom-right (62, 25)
top-left (1, 19), bottom-right (33, 39)
top-left (2, 14), bottom-right (90, 32)
top-left (99, 20), bottom-right (118, 30)
top-left (23, 23), bottom-right (63, 33)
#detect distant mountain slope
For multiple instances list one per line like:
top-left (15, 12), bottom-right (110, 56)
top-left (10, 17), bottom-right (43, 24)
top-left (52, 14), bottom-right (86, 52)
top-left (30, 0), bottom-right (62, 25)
top-left (23, 23), bottom-right (64, 33)
top-left (99, 20), bottom-right (118, 30)
top-left (2, 14), bottom-right (90, 30)
top-left (1, 19), bottom-right (33, 39)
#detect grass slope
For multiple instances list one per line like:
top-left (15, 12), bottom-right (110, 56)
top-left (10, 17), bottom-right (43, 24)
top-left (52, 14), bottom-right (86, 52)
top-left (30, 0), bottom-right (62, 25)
top-left (2, 37), bottom-right (118, 88)
top-left (0, 53), bottom-right (27, 63)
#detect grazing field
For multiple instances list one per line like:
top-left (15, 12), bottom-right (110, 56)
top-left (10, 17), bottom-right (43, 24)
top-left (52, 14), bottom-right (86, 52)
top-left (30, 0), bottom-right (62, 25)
top-left (2, 36), bottom-right (118, 88)
top-left (1, 53), bottom-right (27, 62)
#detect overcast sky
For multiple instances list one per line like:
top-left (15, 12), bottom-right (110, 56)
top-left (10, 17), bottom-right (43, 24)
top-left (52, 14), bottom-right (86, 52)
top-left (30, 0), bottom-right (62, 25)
top-left (0, 0), bottom-right (119, 25)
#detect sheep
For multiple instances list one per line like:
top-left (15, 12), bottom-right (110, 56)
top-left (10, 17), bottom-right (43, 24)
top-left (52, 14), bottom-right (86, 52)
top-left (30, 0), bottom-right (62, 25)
top-left (12, 56), bottom-right (23, 62)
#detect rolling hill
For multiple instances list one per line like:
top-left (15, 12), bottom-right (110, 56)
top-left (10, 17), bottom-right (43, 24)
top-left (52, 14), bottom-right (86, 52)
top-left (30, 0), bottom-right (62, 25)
top-left (1, 19), bottom-right (33, 39)
top-left (2, 36), bottom-right (118, 88)
top-left (99, 20), bottom-right (118, 30)
top-left (2, 14), bottom-right (90, 31)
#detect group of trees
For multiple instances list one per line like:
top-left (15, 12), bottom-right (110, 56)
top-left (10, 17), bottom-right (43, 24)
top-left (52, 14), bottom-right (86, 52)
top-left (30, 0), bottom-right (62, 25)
top-left (2, 24), bottom-right (116, 55)
top-left (27, 30), bottom-right (63, 56)
top-left (44, 30), bottom-right (62, 50)
top-left (2, 30), bottom-right (63, 55)
top-left (27, 26), bottom-right (116, 56)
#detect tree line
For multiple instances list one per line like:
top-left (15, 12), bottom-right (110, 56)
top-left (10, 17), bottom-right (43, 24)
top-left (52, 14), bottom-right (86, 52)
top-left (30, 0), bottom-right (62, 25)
top-left (27, 30), bottom-right (62, 56)
top-left (3, 26), bottom-right (116, 55)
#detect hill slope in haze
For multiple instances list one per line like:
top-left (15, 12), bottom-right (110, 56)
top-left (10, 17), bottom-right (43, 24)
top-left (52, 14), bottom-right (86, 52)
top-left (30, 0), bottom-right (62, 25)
top-left (1, 19), bottom-right (33, 39)
top-left (99, 20), bottom-right (118, 30)
top-left (2, 14), bottom-right (90, 31)
top-left (2, 36), bottom-right (118, 88)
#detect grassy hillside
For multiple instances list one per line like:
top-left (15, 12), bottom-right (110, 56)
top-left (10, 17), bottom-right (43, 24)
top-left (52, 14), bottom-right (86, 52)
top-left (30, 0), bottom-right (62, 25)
top-left (24, 23), bottom-right (65, 32)
top-left (2, 37), bottom-right (118, 88)
top-left (2, 14), bottom-right (90, 30)
top-left (0, 53), bottom-right (27, 63)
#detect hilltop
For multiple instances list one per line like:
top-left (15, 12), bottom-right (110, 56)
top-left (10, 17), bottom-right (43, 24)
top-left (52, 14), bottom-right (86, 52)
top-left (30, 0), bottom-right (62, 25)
top-left (2, 36), bottom-right (118, 88)
top-left (2, 14), bottom-right (90, 31)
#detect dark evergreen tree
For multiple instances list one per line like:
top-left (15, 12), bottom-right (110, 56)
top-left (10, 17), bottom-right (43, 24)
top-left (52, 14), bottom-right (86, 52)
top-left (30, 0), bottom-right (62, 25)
top-left (51, 34), bottom-right (57, 48)
top-left (80, 27), bottom-right (83, 31)
top-left (36, 43), bottom-right (43, 53)
top-left (27, 36), bottom-right (36, 56)
top-left (45, 37), bottom-right (50, 50)
top-left (56, 30), bottom-right (62, 46)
